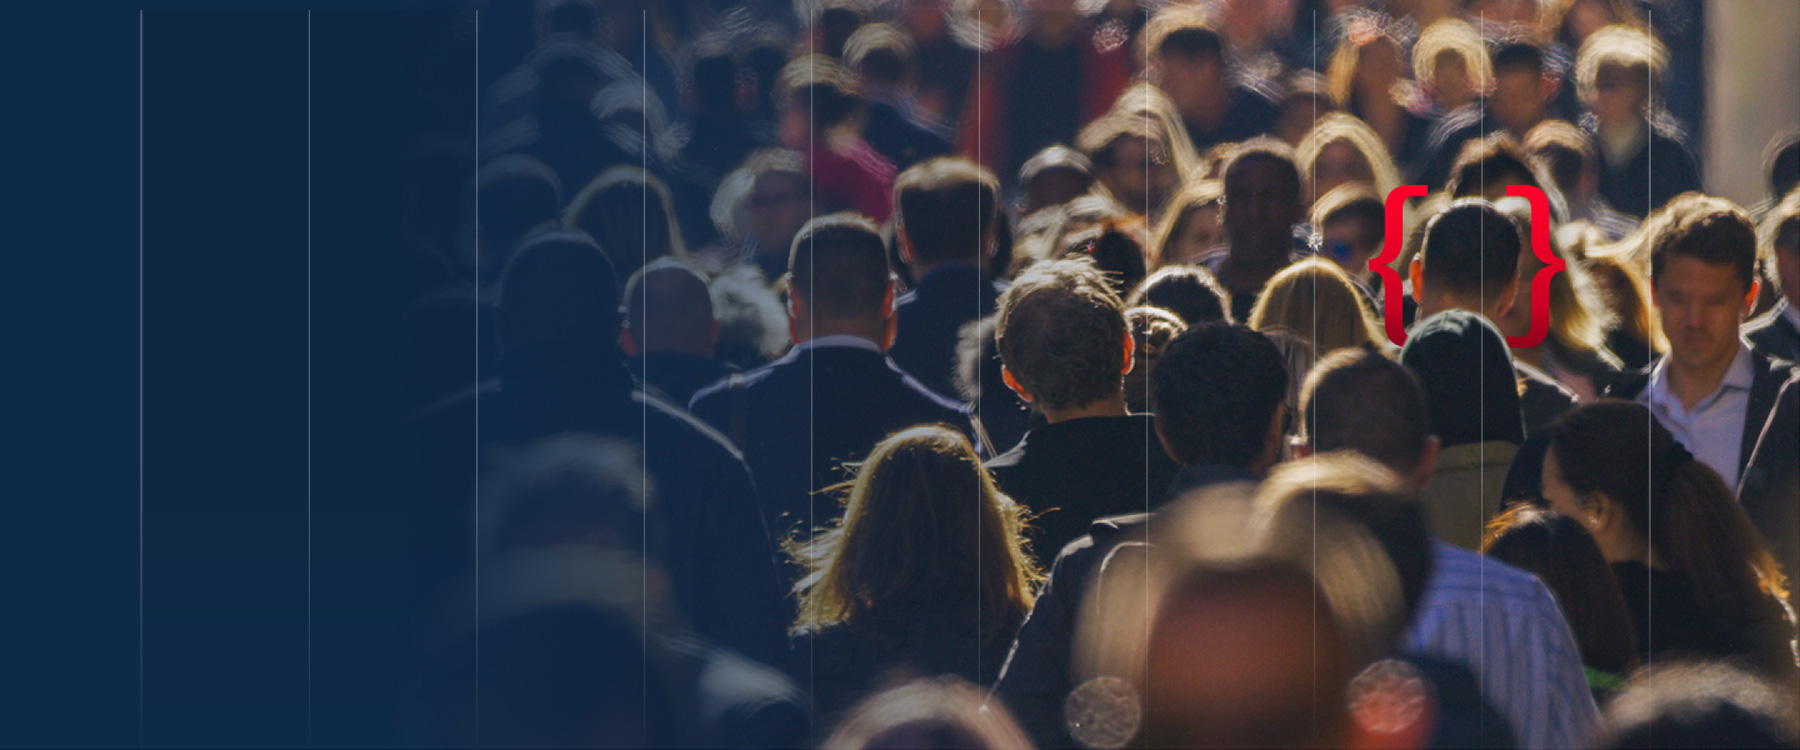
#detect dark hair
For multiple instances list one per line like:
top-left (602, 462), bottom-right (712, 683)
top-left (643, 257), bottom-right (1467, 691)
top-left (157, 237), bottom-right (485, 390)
top-left (623, 258), bottom-right (714, 345)
top-left (995, 258), bottom-right (1127, 412)
top-left (816, 0), bottom-right (866, 59)
top-left (895, 157), bottom-right (1001, 265)
top-left (480, 435), bottom-right (650, 557)
top-left (775, 54), bottom-right (858, 130)
top-left (1150, 323), bottom-right (1288, 468)
top-left (1124, 306), bottom-right (1187, 414)
top-left (1062, 224), bottom-right (1149, 298)
top-left (1549, 401), bottom-right (1792, 660)
top-left (789, 213), bottom-right (892, 322)
top-left (1399, 310), bottom-right (1526, 447)
top-left (1300, 348), bottom-right (1432, 475)
top-left (1524, 120), bottom-right (1594, 196)
top-left (1481, 505), bottom-right (1640, 675)
top-left (1446, 133), bottom-right (1545, 198)
top-left (683, 33), bottom-right (741, 114)
top-left (1492, 38), bottom-right (1547, 75)
top-left (1127, 266), bottom-right (1233, 326)
top-left (1420, 198), bottom-right (1524, 301)
top-left (1310, 183), bottom-right (1386, 241)
top-left (499, 228), bottom-right (621, 352)
top-left (1766, 129), bottom-right (1800, 199)
top-left (843, 22), bottom-right (915, 87)
top-left (1222, 138), bottom-right (1304, 207)
top-left (479, 154), bottom-right (564, 269)
top-left (1140, 3), bottom-right (1224, 64)
top-left (1648, 193), bottom-right (1759, 291)
top-left (1594, 661), bottom-right (1800, 750)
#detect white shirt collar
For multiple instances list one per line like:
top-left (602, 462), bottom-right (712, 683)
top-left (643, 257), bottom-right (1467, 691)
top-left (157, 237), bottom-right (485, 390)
top-left (792, 334), bottom-right (883, 355)
top-left (1648, 339), bottom-right (1755, 410)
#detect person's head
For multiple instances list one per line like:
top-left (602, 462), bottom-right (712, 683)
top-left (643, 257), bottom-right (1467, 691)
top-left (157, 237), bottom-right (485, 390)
top-left (1493, 197), bottom-right (1622, 368)
top-left (1150, 323), bottom-right (1289, 472)
top-left (1649, 194), bottom-right (1760, 372)
top-left (1126, 264), bottom-right (1233, 326)
top-left (814, 0), bottom-right (867, 59)
top-left (1543, 401), bottom-right (1790, 646)
top-left (713, 149), bottom-right (811, 256)
top-left (620, 258), bottom-right (717, 358)
top-left (787, 425), bottom-right (1041, 642)
top-left (1326, 27), bottom-right (1408, 112)
top-left (1275, 69), bottom-right (1337, 146)
top-left (1078, 115), bottom-right (1177, 215)
top-left (1766, 130), bottom-right (1800, 200)
top-left (1148, 180), bottom-right (1225, 268)
top-left (1311, 183), bottom-right (1387, 282)
top-left (1543, 0), bottom-right (1641, 49)
top-left (1296, 113), bottom-right (1402, 202)
top-left (995, 258), bottom-right (1132, 418)
top-left (1575, 24), bottom-right (1666, 128)
top-left (1490, 39), bottom-right (1558, 136)
top-left (1399, 310), bottom-right (1527, 447)
top-left (1592, 661), bottom-right (1800, 749)
top-left (1062, 223), bottom-right (1151, 297)
top-left (681, 32), bottom-right (743, 117)
top-left (1221, 139), bottom-right (1305, 263)
top-left (1297, 348), bottom-right (1439, 490)
top-left (1018, 145), bottom-right (1096, 215)
top-left (1764, 189), bottom-right (1800, 309)
top-left (1413, 19), bottom-right (1492, 111)
top-left (1124, 306), bottom-right (1187, 414)
top-left (1524, 119), bottom-right (1598, 201)
top-left (499, 228), bottom-right (621, 355)
top-left (823, 677), bottom-right (1034, 750)
top-left (478, 154), bottom-right (563, 273)
top-left (1445, 132), bottom-right (1552, 202)
top-left (843, 22), bottom-right (917, 94)
top-left (774, 54), bottom-right (860, 146)
top-left (1108, 82), bottom-right (1206, 183)
top-left (1248, 257), bottom-right (1385, 358)
top-left (894, 157), bottom-right (1001, 274)
top-left (1140, 4), bottom-right (1228, 123)
top-left (1480, 504), bottom-right (1639, 676)
top-left (565, 166), bottom-right (687, 277)
top-left (786, 213), bottom-right (897, 345)
top-left (1410, 198), bottom-right (1525, 319)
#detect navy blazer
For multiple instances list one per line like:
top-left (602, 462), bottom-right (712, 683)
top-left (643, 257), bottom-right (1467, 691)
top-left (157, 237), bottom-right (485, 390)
top-left (690, 343), bottom-right (971, 542)
top-left (1739, 372), bottom-right (1800, 600)
top-left (1604, 343), bottom-right (1798, 486)
top-left (1745, 300), bottom-right (1800, 364)
top-left (889, 264), bottom-right (1006, 401)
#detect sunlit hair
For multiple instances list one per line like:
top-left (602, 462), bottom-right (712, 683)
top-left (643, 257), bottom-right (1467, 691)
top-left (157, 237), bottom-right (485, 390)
top-left (1491, 196), bottom-right (1623, 371)
top-left (1413, 19), bottom-right (1493, 101)
top-left (1481, 504), bottom-right (1640, 676)
top-left (1109, 82), bottom-right (1205, 184)
top-left (1582, 253), bottom-right (1666, 356)
top-left (564, 165), bottom-right (687, 273)
top-left (1137, 1), bottom-right (1219, 63)
top-left (709, 148), bottom-right (808, 241)
top-left (1248, 257), bottom-right (1384, 357)
top-left (823, 676), bottom-right (1033, 750)
top-left (1325, 27), bottom-right (1409, 112)
top-left (1295, 113), bottom-right (1403, 201)
top-left (786, 425), bottom-right (1041, 645)
top-left (1148, 179), bottom-right (1225, 268)
top-left (843, 22), bottom-right (915, 88)
top-left (1309, 181), bottom-right (1385, 235)
top-left (1540, 0), bottom-right (1643, 48)
top-left (1574, 24), bottom-right (1667, 106)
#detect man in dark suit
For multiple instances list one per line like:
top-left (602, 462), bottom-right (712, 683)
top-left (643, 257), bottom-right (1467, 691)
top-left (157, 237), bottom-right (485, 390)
top-left (413, 229), bottom-right (790, 671)
top-left (984, 257), bottom-right (1179, 557)
top-left (1738, 372), bottom-right (1800, 616)
top-left (993, 323), bottom-right (1288, 749)
top-left (621, 258), bottom-right (736, 407)
top-left (1744, 191), bottom-right (1799, 363)
top-left (690, 214), bottom-right (968, 543)
top-left (887, 157), bottom-right (1007, 401)
top-left (1604, 195), bottom-right (1799, 491)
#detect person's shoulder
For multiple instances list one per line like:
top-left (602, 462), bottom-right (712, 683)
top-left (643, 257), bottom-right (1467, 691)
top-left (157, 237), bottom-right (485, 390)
top-left (1430, 542), bottom-right (1560, 606)
top-left (1425, 104), bottom-right (1484, 148)
top-left (888, 359), bottom-right (972, 415)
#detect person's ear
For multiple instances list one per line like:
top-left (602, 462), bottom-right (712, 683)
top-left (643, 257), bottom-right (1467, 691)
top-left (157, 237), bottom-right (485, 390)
top-left (1585, 492), bottom-right (1617, 533)
top-left (1001, 366), bottom-right (1033, 403)
top-left (619, 326), bottom-right (640, 357)
top-left (1742, 278), bottom-right (1761, 318)
top-left (1495, 275), bottom-right (1520, 318)
top-left (1120, 329), bottom-right (1137, 374)
top-left (1409, 257), bottom-right (1426, 304)
top-left (1413, 436), bottom-right (1441, 493)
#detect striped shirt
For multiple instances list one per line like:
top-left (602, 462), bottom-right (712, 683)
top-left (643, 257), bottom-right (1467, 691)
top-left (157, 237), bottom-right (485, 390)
top-left (1404, 540), bottom-right (1600, 749)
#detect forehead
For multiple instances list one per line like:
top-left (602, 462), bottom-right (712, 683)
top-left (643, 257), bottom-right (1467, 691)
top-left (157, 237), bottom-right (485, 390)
top-left (1656, 254), bottom-right (1747, 292)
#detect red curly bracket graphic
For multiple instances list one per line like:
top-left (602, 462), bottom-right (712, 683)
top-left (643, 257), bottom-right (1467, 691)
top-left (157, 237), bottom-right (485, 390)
top-left (1371, 185), bottom-right (1564, 348)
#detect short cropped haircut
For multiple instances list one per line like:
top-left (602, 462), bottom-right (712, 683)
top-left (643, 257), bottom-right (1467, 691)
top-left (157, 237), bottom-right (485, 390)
top-left (1300, 349), bottom-right (1432, 475)
top-left (894, 157), bottom-right (1001, 265)
top-left (995, 258), bottom-right (1128, 412)
top-left (1524, 120), bottom-right (1594, 195)
top-left (775, 54), bottom-right (858, 130)
top-left (1446, 132), bottom-right (1546, 198)
top-left (1150, 324), bottom-right (1288, 468)
top-left (1575, 24), bottom-right (1666, 105)
top-left (1648, 193), bottom-right (1758, 291)
top-left (789, 213), bottom-right (892, 321)
top-left (1419, 198), bottom-right (1524, 301)
top-left (1492, 38), bottom-right (1547, 75)
top-left (1222, 138), bottom-right (1304, 206)
top-left (1128, 265), bottom-right (1233, 326)
top-left (1139, 3), bottom-right (1223, 64)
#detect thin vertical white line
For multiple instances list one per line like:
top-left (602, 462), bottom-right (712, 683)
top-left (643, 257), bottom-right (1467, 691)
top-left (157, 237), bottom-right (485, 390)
top-left (137, 10), bottom-right (146, 747)
top-left (306, 11), bottom-right (314, 745)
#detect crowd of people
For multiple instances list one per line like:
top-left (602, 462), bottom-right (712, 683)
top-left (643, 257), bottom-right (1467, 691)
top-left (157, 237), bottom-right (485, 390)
top-left (401, 0), bottom-right (1800, 747)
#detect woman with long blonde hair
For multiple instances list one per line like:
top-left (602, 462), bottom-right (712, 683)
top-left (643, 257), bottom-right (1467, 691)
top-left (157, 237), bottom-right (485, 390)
top-left (786, 425), bottom-right (1042, 721)
top-left (1247, 257), bottom-right (1387, 358)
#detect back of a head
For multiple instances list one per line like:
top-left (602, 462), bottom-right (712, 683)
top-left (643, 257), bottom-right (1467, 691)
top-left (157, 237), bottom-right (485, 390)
top-left (1481, 504), bottom-right (1639, 675)
top-left (995, 257), bottom-right (1127, 413)
top-left (1139, 3), bottom-right (1223, 66)
top-left (1446, 133), bottom-right (1545, 199)
top-left (1063, 223), bottom-right (1151, 298)
top-left (1648, 193), bottom-right (1758, 292)
top-left (1766, 129), bottom-right (1800, 199)
top-left (624, 258), bottom-right (715, 354)
top-left (1575, 24), bottom-right (1667, 106)
top-left (843, 22), bottom-right (915, 89)
top-left (565, 166), bottom-right (685, 274)
top-left (1399, 310), bottom-right (1525, 447)
top-left (894, 157), bottom-right (1000, 266)
top-left (1248, 257), bottom-right (1382, 356)
top-left (479, 154), bottom-right (564, 267)
top-left (1524, 120), bottom-right (1594, 197)
top-left (499, 228), bottom-right (621, 353)
top-left (1127, 265), bottom-right (1233, 325)
top-left (823, 677), bottom-right (1032, 750)
top-left (1125, 306), bottom-right (1187, 413)
top-left (777, 54), bottom-right (859, 131)
top-left (1419, 198), bottom-right (1525, 303)
top-left (1594, 661), bottom-right (1800, 749)
top-left (789, 213), bottom-right (892, 323)
top-left (1301, 348), bottom-right (1432, 477)
top-left (1151, 323), bottom-right (1288, 468)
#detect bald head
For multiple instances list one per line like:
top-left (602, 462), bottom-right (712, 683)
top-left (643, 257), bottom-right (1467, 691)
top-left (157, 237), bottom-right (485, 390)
top-left (624, 259), bottom-right (716, 357)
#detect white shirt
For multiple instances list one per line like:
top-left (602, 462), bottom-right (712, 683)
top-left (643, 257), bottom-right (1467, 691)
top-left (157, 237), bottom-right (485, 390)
top-left (1638, 341), bottom-right (1756, 488)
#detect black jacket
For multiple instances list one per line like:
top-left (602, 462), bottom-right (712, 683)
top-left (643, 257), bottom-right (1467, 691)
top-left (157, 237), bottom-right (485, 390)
top-left (889, 264), bottom-right (1006, 402)
top-left (1739, 372), bottom-right (1800, 603)
top-left (1593, 119), bottom-right (1701, 218)
top-left (689, 343), bottom-right (970, 542)
top-left (1603, 344), bottom-right (1798, 485)
top-left (1745, 300), bottom-right (1800, 364)
top-left (788, 609), bottom-right (1020, 730)
top-left (629, 350), bottom-right (737, 409)
top-left (986, 414), bottom-right (1181, 557)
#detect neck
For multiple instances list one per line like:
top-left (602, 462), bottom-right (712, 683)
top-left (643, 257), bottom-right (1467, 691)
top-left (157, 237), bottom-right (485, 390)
top-left (909, 258), bottom-right (979, 281)
top-left (1666, 348), bottom-right (1736, 410)
top-left (792, 318), bottom-right (887, 350)
top-left (1605, 531), bottom-right (1660, 571)
top-left (1416, 293), bottom-right (1497, 323)
top-left (1041, 393), bottom-right (1129, 424)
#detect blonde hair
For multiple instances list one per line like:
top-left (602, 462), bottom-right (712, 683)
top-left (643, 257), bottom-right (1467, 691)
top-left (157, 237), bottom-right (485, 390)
top-left (1109, 82), bottom-right (1205, 184)
top-left (1413, 19), bottom-right (1493, 100)
top-left (1325, 25), bottom-right (1409, 111)
top-left (1574, 23), bottom-right (1667, 106)
top-left (787, 425), bottom-right (1041, 644)
top-left (1248, 257), bottom-right (1385, 357)
top-left (1493, 198), bottom-right (1623, 370)
top-left (1148, 179), bottom-right (1225, 268)
top-left (1295, 112), bottom-right (1403, 202)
